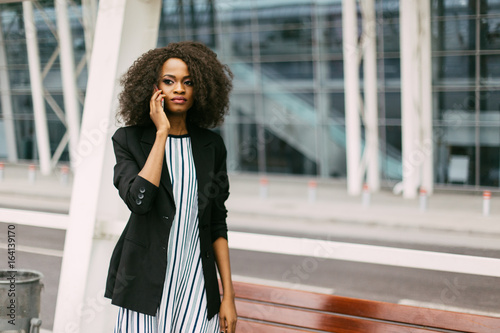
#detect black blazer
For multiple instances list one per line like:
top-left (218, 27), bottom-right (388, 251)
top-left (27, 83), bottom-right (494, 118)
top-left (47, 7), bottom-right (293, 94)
top-left (104, 122), bottom-right (229, 320)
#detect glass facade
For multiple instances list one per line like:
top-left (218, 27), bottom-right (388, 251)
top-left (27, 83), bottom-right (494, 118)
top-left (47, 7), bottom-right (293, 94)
top-left (0, 0), bottom-right (499, 188)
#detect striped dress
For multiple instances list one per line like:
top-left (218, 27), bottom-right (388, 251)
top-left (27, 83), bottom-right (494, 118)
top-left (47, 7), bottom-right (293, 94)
top-left (114, 134), bottom-right (220, 333)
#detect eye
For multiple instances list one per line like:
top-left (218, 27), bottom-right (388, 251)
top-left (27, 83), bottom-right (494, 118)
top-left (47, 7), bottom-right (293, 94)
top-left (184, 80), bottom-right (194, 86)
top-left (163, 79), bottom-right (174, 85)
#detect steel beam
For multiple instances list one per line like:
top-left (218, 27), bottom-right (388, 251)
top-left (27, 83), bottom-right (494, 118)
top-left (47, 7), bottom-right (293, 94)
top-left (400, 0), bottom-right (433, 198)
top-left (343, 0), bottom-right (362, 196)
top-left (55, 0), bottom-right (81, 168)
top-left (361, 0), bottom-right (380, 192)
top-left (23, 0), bottom-right (52, 174)
top-left (0, 14), bottom-right (18, 163)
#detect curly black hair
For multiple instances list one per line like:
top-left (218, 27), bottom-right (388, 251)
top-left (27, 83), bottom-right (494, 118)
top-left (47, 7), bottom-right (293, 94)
top-left (117, 41), bottom-right (233, 128)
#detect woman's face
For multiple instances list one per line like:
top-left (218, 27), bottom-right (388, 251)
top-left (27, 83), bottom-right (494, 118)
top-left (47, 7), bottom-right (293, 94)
top-left (157, 58), bottom-right (194, 114)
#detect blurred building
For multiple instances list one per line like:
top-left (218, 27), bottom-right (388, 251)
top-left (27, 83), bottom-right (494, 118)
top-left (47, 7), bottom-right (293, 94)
top-left (0, 0), bottom-right (499, 189)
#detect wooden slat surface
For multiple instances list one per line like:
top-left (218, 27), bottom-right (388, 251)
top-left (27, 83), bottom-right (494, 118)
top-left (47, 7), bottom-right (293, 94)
top-left (232, 281), bottom-right (500, 333)
top-left (236, 299), bottom-right (443, 333)
top-left (237, 319), bottom-right (311, 333)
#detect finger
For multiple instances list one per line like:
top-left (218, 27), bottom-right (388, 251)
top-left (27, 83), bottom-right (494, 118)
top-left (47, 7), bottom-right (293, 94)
top-left (219, 314), bottom-right (224, 332)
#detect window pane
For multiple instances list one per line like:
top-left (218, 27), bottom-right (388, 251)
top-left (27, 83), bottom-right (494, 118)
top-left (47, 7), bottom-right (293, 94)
top-left (432, 0), bottom-right (476, 17)
top-left (259, 28), bottom-right (313, 56)
top-left (434, 91), bottom-right (476, 120)
top-left (381, 22), bottom-right (400, 52)
top-left (433, 56), bottom-right (476, 86)
top-left (481, 17), bottom-right (500, 51)
top-left (264, 128), bottom-right (317, 175)
top-left (481, 0), bottom-right (500, 15)
top-left (383, 125), bottom-right (402, 181)
top-left (433, 18), bottom-right (476, 51)
top-left (481, 55), bottom-right (500, 85)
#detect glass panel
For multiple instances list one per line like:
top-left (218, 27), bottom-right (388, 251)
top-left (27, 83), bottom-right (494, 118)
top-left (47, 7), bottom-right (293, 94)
top-left (481, 17), bottom-right (500, 50)
top-left (327, 93), bottom-right (345, 119)
top-left (259, 28), bottom-right (313, 56)
top-left (14, 119), bottom-right (36, 161)
top-left (433, 56), bottom-right (476, 86)
top-left (236, 122), bottom-right (259, 172)
top-left (480, 147), bottom-right (500, 187)
top-left (479, 90), bottom-right (500, 115)
top-left (262, 92), bottom-right (316, 124)
top-left (257, 5), bottom-right (312, 28)
top-left (8, 69), bottom-right (30, 89)
top-left (384, 58), bottom-right (400, 89)
top-left (320, 25), bottom-right (343, 55)
top-left (261, 61), bottom-right (313, 81)
top-left (4, 40), bottom-right (28, 66)
top-left (481, 55), bottom-right (500, 85)
top-left (383, 125), bottom-right (402, 181)
top-left (434, 91), bottom-right (476, 120)
top-left (432, 18), bottom-right (476, 51)
top-left (381, 22), bottom-right (400, 52)
top-left (217, 1), bottom-right (252, 29)
top-left (431, 0), bottom-right (477, 17)
top-left (226, 31), bottom-right (253, 58)
top-left (231, 93), bottom-right (256, 120)
top-left (230, 62), bottom-right (256, 87)
top-left (384, 92), bottom-right (401, 119)
top-left (322, 123), bottom-right (346, 177)
top-left (326, 60), bottom-right (343, 87)
top-left (264, 128), bottom-right (317, 175)
top-left (12, 95), bottom-right (33, 117)
top-left (481, 0), bottom-right (500, 14)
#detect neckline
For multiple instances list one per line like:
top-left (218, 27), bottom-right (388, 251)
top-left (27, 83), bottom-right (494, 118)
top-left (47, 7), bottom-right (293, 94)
top-left (168, 133), bottom-right (190, 138)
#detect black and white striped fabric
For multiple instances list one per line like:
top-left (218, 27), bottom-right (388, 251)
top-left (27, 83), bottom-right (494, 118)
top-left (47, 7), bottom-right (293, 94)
top-left (114, 134), bottom-right (220, 333)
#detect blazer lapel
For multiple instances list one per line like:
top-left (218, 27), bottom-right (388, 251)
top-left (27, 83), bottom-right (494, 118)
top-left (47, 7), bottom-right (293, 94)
top-left (140, 126), bottom-right (175, 204)
top-left (189, 124), bottom-right (214, 220)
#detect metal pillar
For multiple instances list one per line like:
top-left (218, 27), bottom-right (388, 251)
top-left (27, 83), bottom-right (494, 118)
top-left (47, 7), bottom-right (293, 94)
top-left (361, 0), bottom-right (380, 192)
top-left (55, 0), bottom-right (81, 168)
top-left (0, 14), bottom-right (18, 163)
top-left (420, 0), bottom-right (434, 195)
top-left (400, 0), bottom-right (433, 199)
top-left (81, 0), bottom-right (98, 67)
top-left (53, 0), bottom-right (162, 332)
top-left (343, 0), bottom-right (362, 196)
top-left (23, 0), bottom-right (52, 174)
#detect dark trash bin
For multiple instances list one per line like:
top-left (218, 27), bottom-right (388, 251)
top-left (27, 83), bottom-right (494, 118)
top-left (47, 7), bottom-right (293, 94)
top-left (0, 270), bottom-right (43, 333)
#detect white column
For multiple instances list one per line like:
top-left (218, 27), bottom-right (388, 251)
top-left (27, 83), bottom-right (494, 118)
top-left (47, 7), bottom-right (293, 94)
top-left (343, 0), bottom-right (362, 195)
top-left (419, 0), bottom-right (434, 195)
top-left (23, 0), bottom-right (52, 174)
top-left (361, 0), bottom-right (380, 192)
top-left (0, 14), bottom-right (18, 163)
top-left (53, 0), bottom-right (162, 332)
top-left (400, 0), bottom-right (420, 199)
top-left (55, 0), bottom-right (81, 168)
top-left (400, 0), bottom-right (433, 199)
top-left (81, 0), bottom-right (98, 67)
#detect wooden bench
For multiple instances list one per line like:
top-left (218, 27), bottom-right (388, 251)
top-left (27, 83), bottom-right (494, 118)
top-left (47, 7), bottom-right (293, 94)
top-left (228, 281), bottom-right (500, 333)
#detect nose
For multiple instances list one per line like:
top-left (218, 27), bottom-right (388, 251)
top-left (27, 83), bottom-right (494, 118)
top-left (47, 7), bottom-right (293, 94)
top-left (173, 81), bottom-right (185, 94)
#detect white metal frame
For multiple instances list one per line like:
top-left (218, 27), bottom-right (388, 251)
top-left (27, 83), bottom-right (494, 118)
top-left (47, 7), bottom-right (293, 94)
top-left (23, 0), bottom-right (52, 174)
top-left (0, 14), bottom-right (18, 163)
top-left (343, 0), bottom-right (380, 196)
top-left (400, 0), bottom-right (434, 198)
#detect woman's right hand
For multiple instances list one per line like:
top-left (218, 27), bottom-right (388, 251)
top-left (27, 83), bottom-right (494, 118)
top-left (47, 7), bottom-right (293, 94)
top-left (150, 86), bottom-right (169, 134)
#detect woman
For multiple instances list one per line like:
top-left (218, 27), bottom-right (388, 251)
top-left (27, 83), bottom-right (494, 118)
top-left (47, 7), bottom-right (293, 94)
top-left (105, 41), bottom-right (237, 333)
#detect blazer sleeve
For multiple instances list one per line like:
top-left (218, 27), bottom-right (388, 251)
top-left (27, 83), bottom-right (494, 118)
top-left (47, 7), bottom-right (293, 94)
top-left (112, 127), bottom-right (159, 215)
top-left (210, 135), bottom-right (230, 242)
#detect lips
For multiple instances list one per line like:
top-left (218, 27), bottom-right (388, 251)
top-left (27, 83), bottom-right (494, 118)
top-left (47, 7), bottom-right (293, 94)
top-left (171, 97), bottom-right (187, 103)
